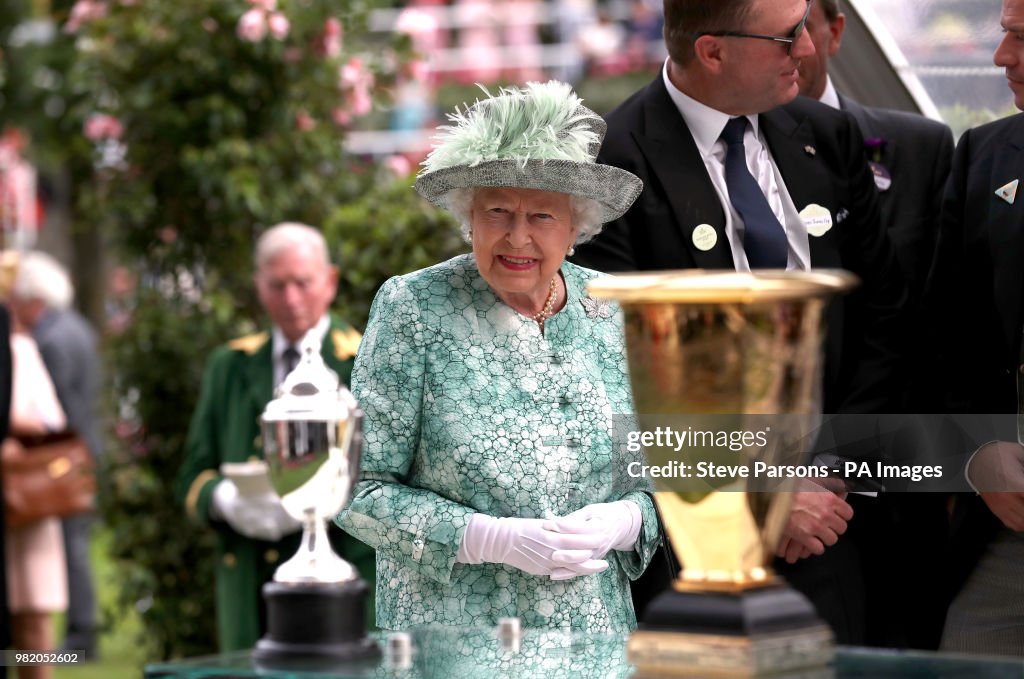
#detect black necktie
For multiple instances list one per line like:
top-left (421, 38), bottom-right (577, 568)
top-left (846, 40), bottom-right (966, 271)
top-left (720, 117), bottom-right (788, 269)
top-left (282, 345), bottom-right (300, 376)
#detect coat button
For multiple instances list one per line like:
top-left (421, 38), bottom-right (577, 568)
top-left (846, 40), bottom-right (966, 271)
top-left (222, 553), bottom-right (237, 568)
top-left (265, 549), bottom-right (279, 563)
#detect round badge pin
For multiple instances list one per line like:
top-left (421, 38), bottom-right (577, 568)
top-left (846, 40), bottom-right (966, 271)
top-left (869, 161), bottom-right (892, 192)
top-left (799, 203), bottom-right (833, 238)
top-left (692, 224), bottom-right (718, 251)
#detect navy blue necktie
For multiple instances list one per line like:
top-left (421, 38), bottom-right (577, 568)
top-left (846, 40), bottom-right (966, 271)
top-left (720, 117), bottom-right (788, 269)
top-left (282, 345), bottom-right (300, 375)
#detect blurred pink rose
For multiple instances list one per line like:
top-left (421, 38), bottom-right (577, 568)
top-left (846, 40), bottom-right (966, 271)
top-left (407, 59), bottom-right (431, 82)
top-left (384, 155), bottom-right (413, 178)
top-left (348, 88), bottom-right (373, 117)
top-left (84, 113), bottom-right (124, 141)
top-left (339, 57), bottom-right (374, 90)
top-left (331, 107), bottom-right (352, 127)
top-left (201, 17), bottom-right (218, 33)
top-left (295, 111), bottom-right (316, 132)
top-left (321, 17), bottom-right (343, 57)
top-left (267, 12), bottom-right (289, 40)
top-left (64, 0), bottom-right (107, 34)
top-left (236, 8), bottom-right (266, 42)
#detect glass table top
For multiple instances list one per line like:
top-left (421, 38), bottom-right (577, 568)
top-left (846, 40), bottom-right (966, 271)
top-left (144, 626), bottom-right (1024, 679)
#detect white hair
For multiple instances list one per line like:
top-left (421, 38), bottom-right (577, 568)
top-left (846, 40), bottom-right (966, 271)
top-left (446, 188), bottom-right (605, 246)
top-left (12, 251), bottom-right (74, 310)
top-left (254, 222), bottom-right (331, 270)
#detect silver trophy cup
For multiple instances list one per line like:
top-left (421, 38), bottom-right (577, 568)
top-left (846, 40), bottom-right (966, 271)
top-left (253, 336), bottom-right (378, 665)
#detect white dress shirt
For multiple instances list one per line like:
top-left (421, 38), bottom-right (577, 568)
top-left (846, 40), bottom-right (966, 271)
top-left (661, 62), bottom-right (811, 271)
top-left (819, 76), bottom-right (841, 111)
top-left (272, 315), bottom-right (330, 388)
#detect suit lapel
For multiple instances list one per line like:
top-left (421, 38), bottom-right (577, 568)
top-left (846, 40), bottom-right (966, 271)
top-left (636, 77), bottom-right (734, 269)
top-left (840, 95), bottom-right (896, 198)
top-left (761, 105), bottom-right (843, 269)
top-left (244, 337), bottom-right (274, 412)
top-left (989, 119), bottom-right (1024, 355)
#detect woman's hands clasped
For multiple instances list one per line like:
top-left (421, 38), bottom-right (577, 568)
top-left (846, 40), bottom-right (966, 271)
top-left (543, 500), bottom-right (642, 561)
top-left (457, 501), bottom-right (642, 581)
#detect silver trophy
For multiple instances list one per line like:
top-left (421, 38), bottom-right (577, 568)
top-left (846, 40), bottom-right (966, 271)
top-left (253, 335), bottom-right (378, 665)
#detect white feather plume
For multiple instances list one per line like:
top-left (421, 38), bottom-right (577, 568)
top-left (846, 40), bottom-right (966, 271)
top-left (419, 80), bottom-right (600, 175)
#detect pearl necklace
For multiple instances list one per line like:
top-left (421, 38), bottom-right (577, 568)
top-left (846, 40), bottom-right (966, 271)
top-left (530, 277), bottom-right (558, 324)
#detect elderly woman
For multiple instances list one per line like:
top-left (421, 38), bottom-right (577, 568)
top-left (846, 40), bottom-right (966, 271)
top-left (338, 81), bottom-right (659, 632)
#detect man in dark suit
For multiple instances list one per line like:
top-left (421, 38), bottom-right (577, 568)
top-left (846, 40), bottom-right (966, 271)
top-left (8, 252), bottom-right (102, 658)
top-left (796, 0), bottom-right (954, 650)
top-left (797, 0), bottom-right (954, 303)
top-left (925, 0), bottom-right (1024, 656)
top-left (574, 0), bottom-right (907, 644)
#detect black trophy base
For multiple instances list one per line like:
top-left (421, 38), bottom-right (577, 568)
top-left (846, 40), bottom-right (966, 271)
top-left (628, 584), bottom-right (834, 677)
top-left (253, 579), bottom-right (380, 671)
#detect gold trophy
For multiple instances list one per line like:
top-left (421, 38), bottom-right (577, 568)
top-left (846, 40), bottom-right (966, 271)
top-left (589, 270), bottom-right (856, 677)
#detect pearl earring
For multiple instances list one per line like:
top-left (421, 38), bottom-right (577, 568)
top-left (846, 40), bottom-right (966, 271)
top-left (567, 246), bottom-right (576, 256)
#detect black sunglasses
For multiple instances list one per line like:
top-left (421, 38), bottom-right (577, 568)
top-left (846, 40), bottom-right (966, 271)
top-left (701, 0), bottom-right (813, 56)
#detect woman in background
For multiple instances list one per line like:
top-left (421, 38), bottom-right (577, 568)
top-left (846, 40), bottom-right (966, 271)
top-left (3, 310), bottom-right (68, 679)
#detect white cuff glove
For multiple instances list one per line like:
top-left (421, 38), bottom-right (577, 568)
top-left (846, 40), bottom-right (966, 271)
top-left (456, 514), bottom-right (609, 580)
top-left (543, 500), bottom-right (642, 560)
top-left (210, 479), bottom-right (302, 542)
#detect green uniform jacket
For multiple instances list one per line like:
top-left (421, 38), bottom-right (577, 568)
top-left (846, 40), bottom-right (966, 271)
top-left (175, 318), bottom-right (375, 651)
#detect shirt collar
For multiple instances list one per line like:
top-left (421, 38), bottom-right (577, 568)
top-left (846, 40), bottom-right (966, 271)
top-left (661, 59), bottom-right (760, 159)
top-left (272, 315), bottom-right (330, 360)
top-left (819, 76), bottom-right (841, 110)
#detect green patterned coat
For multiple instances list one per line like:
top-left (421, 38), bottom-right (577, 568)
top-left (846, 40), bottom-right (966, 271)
top-left (337, 255), bottom-right (659, 632)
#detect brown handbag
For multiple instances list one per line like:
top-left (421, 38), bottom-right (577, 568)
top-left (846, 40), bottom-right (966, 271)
top-left (2, 431), bottom-right (96, 529)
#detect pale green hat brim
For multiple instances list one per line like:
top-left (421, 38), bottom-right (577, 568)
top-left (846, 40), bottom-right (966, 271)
top-left (414, 158), bottom-right (643, 224)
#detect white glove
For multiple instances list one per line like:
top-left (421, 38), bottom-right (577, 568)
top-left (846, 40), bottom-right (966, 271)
top-left (209, 479), bottom-right (302, 542)
top-left (543, 501), bottom-right (642, 560)
top-left (457, 513), bottom-right (609, 580)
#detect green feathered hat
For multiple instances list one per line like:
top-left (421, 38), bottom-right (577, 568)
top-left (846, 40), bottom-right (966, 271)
top-left (413, 80), bottom-right (642, 224)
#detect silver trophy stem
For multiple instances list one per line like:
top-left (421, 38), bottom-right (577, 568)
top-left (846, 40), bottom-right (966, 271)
top-left (274, 508), bottom-right (356, 584)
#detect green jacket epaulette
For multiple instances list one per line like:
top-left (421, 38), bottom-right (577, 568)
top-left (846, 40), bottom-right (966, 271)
top-left (226, 332), bottom-right (269, 355)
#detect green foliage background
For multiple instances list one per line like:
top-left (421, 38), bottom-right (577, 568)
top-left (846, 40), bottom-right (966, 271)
top-left (3, 0), bottom-right (459, 661)
top-left (325, 173), bottom-right (466, 327)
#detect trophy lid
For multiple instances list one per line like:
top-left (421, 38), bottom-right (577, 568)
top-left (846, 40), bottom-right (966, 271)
top-left (587, 269), bottom-right (859, 304)
top-left (262, 336), bottom-right (354, 424)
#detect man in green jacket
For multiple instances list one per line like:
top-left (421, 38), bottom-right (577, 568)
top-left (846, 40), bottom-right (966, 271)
top-left (176, 222), bottom-right (374, 651)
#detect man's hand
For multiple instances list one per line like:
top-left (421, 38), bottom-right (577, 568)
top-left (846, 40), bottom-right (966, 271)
top-left (775, 480), bottom-right (853, 563)
top-left (776, 537), bottom-right (813, 564)
top-left (967, 441), bottom-right (1024, 531)
top-left (979, 492), bottom-right (1024, 531)
top-left (210, 479), bottom-right (302, 542)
